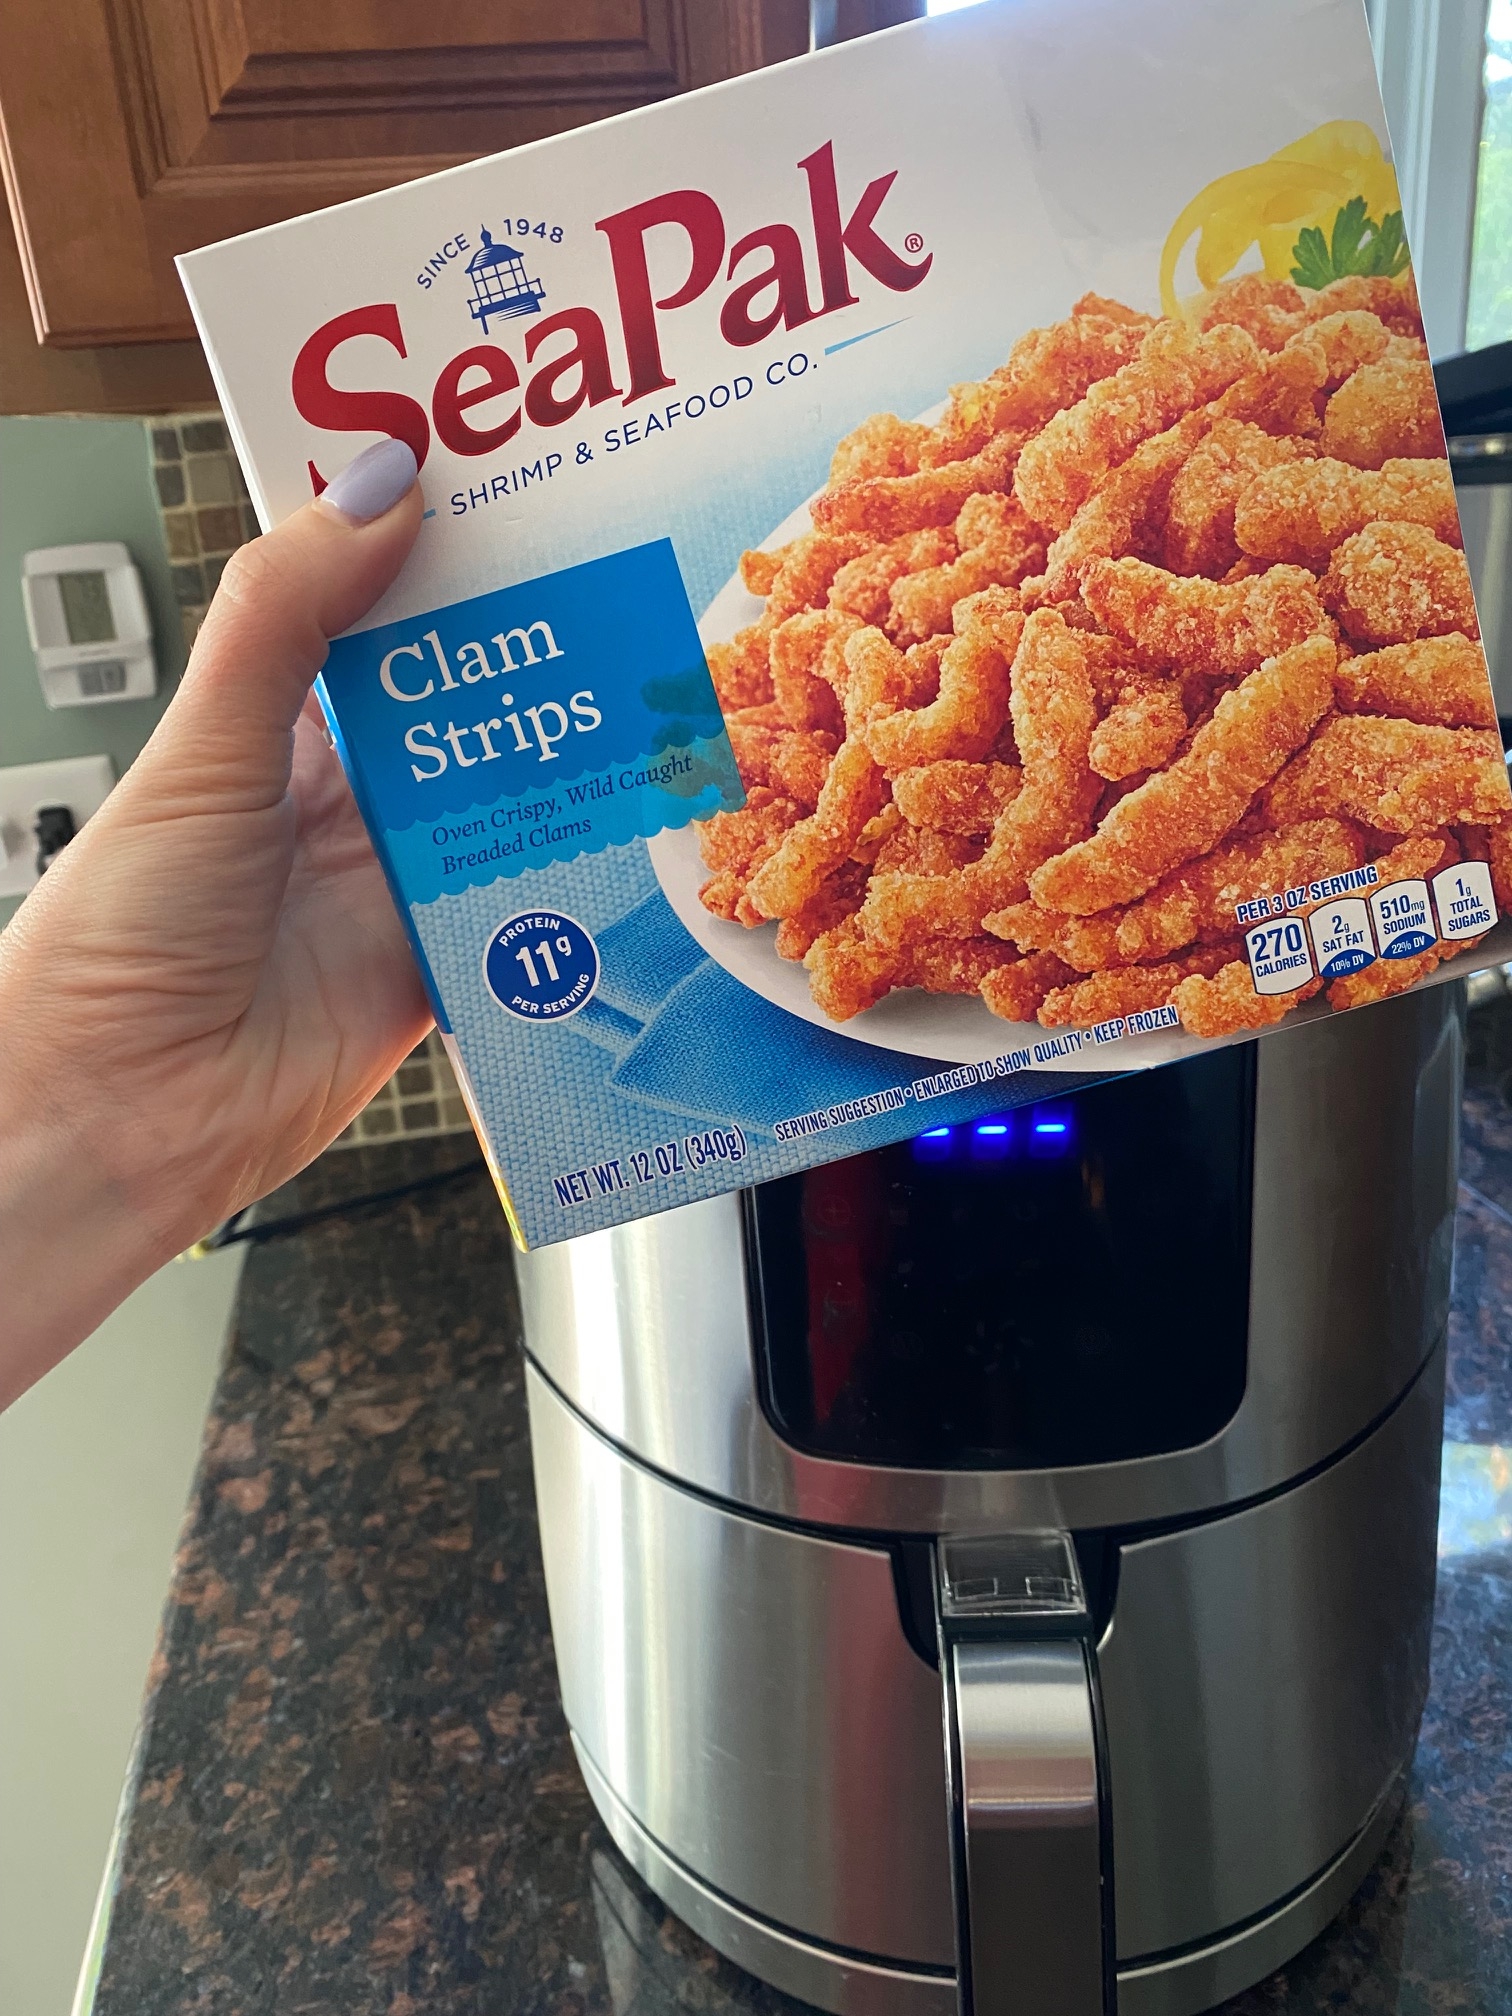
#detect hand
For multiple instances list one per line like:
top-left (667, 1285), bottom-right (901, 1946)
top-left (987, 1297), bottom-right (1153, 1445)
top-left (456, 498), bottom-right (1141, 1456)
top-left (0, 439), bottom-right (427, 1405)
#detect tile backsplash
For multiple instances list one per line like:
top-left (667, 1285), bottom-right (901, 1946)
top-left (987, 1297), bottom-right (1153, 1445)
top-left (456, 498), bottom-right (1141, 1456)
top-left (332, 1031), bottom-right (472, 1149)
top-left (147, 413), bottom-right (260, 653)
top-left (141, 416), bottom-right (471, 1148)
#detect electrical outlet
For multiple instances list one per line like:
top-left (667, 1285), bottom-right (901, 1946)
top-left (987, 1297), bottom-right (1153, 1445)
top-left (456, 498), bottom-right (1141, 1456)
top-left (0, 756), bottom-right (115, 899)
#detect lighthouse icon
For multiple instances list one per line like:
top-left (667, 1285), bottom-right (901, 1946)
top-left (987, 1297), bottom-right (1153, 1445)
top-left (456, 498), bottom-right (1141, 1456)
top-left (465, 228), bottom-right (547, 329)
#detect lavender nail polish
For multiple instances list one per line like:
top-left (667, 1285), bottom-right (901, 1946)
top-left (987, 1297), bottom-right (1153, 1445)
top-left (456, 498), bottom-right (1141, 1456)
top-left (318, 437), bottom-right (418, 523)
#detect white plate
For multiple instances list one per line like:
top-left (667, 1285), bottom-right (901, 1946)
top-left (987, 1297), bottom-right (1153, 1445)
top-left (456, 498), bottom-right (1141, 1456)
top-left (648, 422), bottom-right (1511, 1069)
top-left (648, 450), bottom-right (1227, 1072)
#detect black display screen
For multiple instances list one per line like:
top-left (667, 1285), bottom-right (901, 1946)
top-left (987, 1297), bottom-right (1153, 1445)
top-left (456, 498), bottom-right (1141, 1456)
top-left (745, 1048), bottom-right (1255, 1471)
top-left (57, 571), bottom-right (115, 645)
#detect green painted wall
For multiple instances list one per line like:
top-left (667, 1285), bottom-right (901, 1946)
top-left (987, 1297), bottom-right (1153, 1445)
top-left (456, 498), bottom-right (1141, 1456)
top-left (0, 416), bottom-right (186, 928)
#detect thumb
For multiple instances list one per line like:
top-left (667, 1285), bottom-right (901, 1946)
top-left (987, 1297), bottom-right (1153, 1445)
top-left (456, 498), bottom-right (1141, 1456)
top-left (116, 438), bottom-right (423, 819)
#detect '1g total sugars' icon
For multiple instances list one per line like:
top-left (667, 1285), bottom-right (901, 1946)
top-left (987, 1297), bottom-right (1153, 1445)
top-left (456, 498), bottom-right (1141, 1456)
top-left (1244, 917), bottom-right (1314, 996)
top-left (1432, 862), bottom-right (1498, 941)
top-left (1308, 897), bottom-right (1375, 981)
top-left (1369, 879), bottom-right (1434, 959)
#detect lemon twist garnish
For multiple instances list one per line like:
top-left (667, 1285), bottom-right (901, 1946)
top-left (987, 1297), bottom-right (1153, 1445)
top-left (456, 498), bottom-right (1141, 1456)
top-left (1160, 121), bottom-right (1408, 320)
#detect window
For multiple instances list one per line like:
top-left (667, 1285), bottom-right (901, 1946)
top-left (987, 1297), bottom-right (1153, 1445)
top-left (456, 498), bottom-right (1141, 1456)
top-left (1469, 0), bottom-right (1512, 350)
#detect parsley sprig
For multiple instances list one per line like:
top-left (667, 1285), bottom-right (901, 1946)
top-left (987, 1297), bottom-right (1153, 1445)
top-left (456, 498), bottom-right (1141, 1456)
top-left (1290, 196), bottom-right (1410, 288)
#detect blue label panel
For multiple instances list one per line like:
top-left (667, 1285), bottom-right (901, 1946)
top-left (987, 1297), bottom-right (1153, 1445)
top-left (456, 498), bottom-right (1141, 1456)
top-left (322, 540), bottom-right (743, 893)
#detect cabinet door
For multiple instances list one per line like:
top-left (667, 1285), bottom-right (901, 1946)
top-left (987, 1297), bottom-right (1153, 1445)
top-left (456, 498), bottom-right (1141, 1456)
top-left (0, 0), bottom-right (810, 349)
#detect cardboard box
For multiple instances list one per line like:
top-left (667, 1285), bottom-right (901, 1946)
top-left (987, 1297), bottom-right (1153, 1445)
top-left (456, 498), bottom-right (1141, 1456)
top-left (179, 0), bottom-right (1510, 1247)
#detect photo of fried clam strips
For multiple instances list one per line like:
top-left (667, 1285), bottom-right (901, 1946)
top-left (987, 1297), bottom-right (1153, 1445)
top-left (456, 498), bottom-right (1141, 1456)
top-left (979, 950), bottom-right (1079, 1025)
top-left (772, 859), bottom-right (872, 963)
top-left (1114, 818), bottom-right (1366, 960)
top-left (1030, 634), bottom-right (1337, 914)
top-left (829, 528), bottom-right (956, 626)
top-left (767, 607), bottom-right (851, 732)
top-left (706, 624), bottom-right (773, 711)
top-left (734, 624), bottom-right (946, 928)
top-left (925, 297), bottom-right (1152, 464)
top-left (865, 592), bottom-right (1018, 769)
top-left (1322, 834), bottom-right (1467, 1008)
top-left (697, 786), bottom-right (801, 874)
top-left (1169, 834), bottom-right (1458, 1039)
top-left (1211, 309), bottom-right (1390, 440)
top-left (1171, 960), bottom-right (1324, 1038)
top-left (724, 713), bottom-right (837, 812)
top-left (678, 266), bottom-right (1502, 1061)
top-left (803, 919), bottom-right (907, 1021)
top-left (804, 919), bottom-right (1018, 1021)
top-left (696, 787), bottom-right (804, 922)
top-left (889, 493), bottom-right (1045, 644)
top-left (1305, 275), bottom-right (1425, 340)
top-left (827, 412), bottom-right (936, 484)
top-left (1321, 522), bottom-right (1479, 645)
top-left (860, 607), bottom-right (1104, 946)
top-left (1198, 275), bottom-right (1312, 352)
top-left (1161, 418), bottom-right (1317, 579)
top-left (764, 530), bottom-right (876, 624)
top-left (1197, 275), bottom-right (1423, 355)
top-left (1014, 319), bottom-right (1260, 533)
top-left (1082, 556), bottom-right (1326, 675)
top-left (1333, 635), bottom-right (1496, 730)
top-left (1267, 717), bottom-right (1512, 831)
top-left (1320, 356), bottom-right (1446, 469)
top-left (1030, 409), bottom-right (1211, 602)
top-left (1087, 674), bottom-right (1188, 781)
top-left (1038, 942), bottom-right (1243, 1029)
top-left (1286, 309), bottom-right (1395, 386)
top-left (743, 736), bottom-right (887, 922)
top-left (979, 901), bottom-right (1125, 973)
top-left (982, 820), bottom-right (1365, 976)
top-left (890, 760), bottom-right (1022, 835)
top-left (812, 429), bottom-right (1022, 540)
top-left (1234, 458), bottom-right (1460, 570)
top-left (1464, 817), bottom-right (1512, 916)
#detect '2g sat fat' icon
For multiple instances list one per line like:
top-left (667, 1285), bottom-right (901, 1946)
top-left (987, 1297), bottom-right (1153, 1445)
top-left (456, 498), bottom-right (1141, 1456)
top-left (484, 909), bottom-right (600, 1022)
top-left (1307, 897), bottom-right (1375, 980)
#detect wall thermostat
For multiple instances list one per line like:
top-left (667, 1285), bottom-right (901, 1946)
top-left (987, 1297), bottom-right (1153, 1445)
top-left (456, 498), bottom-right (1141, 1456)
top-left (21, 541), bottom-right (157, 709)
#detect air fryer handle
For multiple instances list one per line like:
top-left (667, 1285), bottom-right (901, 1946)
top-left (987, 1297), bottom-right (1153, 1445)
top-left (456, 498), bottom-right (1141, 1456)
top-left (936, 1536), bottom-right (1111, 2016)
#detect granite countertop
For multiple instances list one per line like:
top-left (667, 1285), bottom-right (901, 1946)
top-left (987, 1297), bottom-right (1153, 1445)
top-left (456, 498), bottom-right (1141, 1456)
top-left (84, 1012), bottom-right (1512, 2016)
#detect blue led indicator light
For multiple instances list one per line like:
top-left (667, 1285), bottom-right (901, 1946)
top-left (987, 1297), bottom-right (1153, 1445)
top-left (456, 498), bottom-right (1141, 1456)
top-left (912, 1124), bottom-right (956, 1163)
top-left (969, 1115), bottom-right (1013, 1161)
top-left (1028, 1105), bottom-right (1074, 1157)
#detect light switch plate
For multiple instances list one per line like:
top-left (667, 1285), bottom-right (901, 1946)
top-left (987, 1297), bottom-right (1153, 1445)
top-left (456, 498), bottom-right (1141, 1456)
top-left (0, 755), bottom-right (116, 898)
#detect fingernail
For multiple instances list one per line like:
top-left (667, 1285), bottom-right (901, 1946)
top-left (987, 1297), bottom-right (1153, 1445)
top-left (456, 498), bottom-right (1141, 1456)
top-left (317, 438), bottom-right (418, 524)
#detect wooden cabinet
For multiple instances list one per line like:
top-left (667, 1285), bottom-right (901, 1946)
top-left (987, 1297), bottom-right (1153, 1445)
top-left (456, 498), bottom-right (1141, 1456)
top-left (0, 0), bottom-right (811, 355)
top-left (0, 208), bottom-right (216, 414)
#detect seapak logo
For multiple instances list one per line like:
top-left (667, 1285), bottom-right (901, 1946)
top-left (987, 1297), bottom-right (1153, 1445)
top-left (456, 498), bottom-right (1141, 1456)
top-left (464, 228), bottom-right (548, 331)
top-left (291, 143), bottom-right (932, 490)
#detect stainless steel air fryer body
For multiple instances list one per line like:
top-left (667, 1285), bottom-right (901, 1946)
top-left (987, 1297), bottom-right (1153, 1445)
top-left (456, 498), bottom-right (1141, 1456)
top-left (518, 985), bottom-right (1462, 2016)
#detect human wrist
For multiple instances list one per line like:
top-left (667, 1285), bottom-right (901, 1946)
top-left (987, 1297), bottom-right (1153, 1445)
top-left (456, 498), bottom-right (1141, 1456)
top-left (0, 952), bottom-right (182, 1407)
